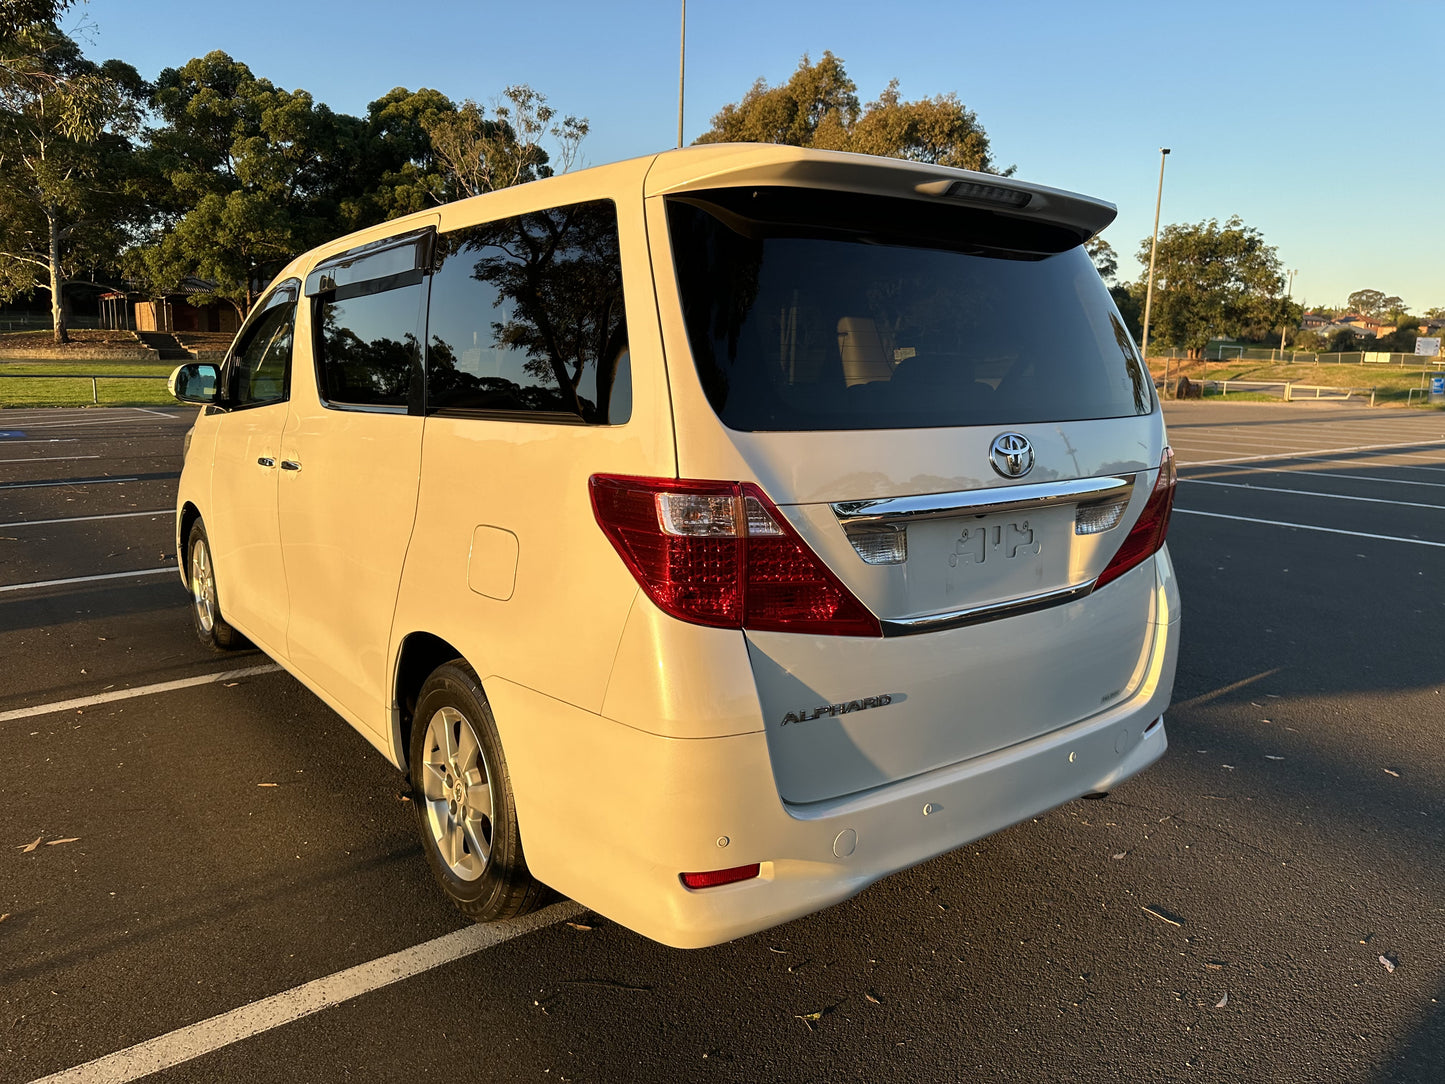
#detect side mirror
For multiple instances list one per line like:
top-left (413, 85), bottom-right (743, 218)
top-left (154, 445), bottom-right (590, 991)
top-left (169, 363), bottom-right (219, 404)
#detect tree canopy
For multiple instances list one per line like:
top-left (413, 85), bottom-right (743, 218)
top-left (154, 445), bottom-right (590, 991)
top-left (1346, 288), bottom-right (1407, 320)
top-left (1136, 216), bottom-right (1294, 357)
top-left (695, 51), bottom-right (1007, 175)
top-left (0, 21), bottom-right (147, 341)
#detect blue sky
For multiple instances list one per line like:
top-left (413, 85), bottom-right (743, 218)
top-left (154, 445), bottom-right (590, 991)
top-left (76, 0), bottom-right (1443, 312)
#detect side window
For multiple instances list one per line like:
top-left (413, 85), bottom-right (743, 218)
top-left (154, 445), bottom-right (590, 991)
top-left (226, 283), bottom-right (297, 408)
top-left (313, 283), bottom-right (425, 410)
top-left (426, 199), bottom-right (630, 424)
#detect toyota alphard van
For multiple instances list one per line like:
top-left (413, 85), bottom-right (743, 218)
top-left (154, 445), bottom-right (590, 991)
top-left (169, 145), bottom-right (1179, 948)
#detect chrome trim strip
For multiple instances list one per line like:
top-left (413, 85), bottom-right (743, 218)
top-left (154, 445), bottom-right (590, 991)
top-left (831, 476), bottom-right (1134, 526)
top-left (880, 582), bottom-right (1096, 637)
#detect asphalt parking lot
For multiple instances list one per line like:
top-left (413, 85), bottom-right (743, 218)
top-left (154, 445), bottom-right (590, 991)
top-left (1, 401), bottom-right (1442, 1084)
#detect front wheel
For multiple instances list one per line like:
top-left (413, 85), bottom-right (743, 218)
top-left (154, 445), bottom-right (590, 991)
top-left (409, 661), bottom-right (544, 921)
top-left (186, 519), bottom-right (247, 651)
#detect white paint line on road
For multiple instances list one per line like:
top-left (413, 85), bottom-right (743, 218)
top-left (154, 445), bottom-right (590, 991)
top-left (0, 454), bottom-right (100, 463)
top-left (0, 663), bottom-right (283, 724)
top-left (0, 438), bottom-right (78, 444)
top-left (1184, 438), bottom-right (1445, 467)
top-left (0, 509), bottom-right (171, 529)
top-left (1181, 478), bottom-right (1445, 511)
top-left (1174, 508), bottom-right (1445, 548)
top-left (1220, 468), bottom-right (1445, 491)
top-left (130, 407), bottom-right (176, 418)
top-left (0, 476), bottom-right (139, 491)
top-left (27, 900), bottom-right (586, 1084)
top-left (0, 566), bottom-right (174, 593)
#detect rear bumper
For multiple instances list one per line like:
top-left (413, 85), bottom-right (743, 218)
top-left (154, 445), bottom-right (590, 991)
top-left (485, 568), bottom-right (1178, 947)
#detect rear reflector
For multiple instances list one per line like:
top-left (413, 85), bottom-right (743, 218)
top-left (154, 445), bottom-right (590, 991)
top-left (1095, 447), bottom-right (1176, 589)
top-left (590, 475), bottom-right (882, 637)
top-left (680, 864), bottom-right (761, 890)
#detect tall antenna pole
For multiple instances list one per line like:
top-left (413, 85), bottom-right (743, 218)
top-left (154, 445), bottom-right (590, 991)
top-left (677, 0), bottom-right (687, 149)
top-left (1141, 147), bottom-right (1170, 381)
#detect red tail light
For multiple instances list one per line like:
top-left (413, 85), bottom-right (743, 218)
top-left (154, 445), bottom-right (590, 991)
top-left (680, 864), bottom-right (760, 890)
top-left (1095, 447), bottom-right (1176, 589)
top-left (590, 474), bottom-right (882, 637)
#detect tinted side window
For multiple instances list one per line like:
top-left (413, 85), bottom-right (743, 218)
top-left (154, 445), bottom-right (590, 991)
top-left (314, 281), bottom-right (425, 410)
top-left (426, 200), bottom-right (630, 424)
top-left (227, 284), bottom-right (297, 408)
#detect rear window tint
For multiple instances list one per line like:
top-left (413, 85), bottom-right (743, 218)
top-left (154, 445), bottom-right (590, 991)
top-left (667, 189), bottom-right (1152, 432)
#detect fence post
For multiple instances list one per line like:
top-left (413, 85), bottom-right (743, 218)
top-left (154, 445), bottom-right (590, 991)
top-left (1371, 388), bottom-right (1376, 407)
top-left (1285, 382), bottom-right (1292, 402)
top-left (91, 376), bottom-right (98, 404)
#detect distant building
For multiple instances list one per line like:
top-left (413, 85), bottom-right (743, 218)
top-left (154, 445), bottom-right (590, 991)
top-left (134, 278), bottom-right (241, 335)
top-left (1338, 313), bottom-right (1393, 338)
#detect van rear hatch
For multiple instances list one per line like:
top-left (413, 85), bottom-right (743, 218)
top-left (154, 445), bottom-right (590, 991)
top-left (658, 181), bottom-right (1167, 805)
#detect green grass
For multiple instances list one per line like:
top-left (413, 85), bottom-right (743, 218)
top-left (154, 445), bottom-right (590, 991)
top-left (0, 359), bottom-right (177, 407)
top-left (1157, 360), bottom-right (1444, 407)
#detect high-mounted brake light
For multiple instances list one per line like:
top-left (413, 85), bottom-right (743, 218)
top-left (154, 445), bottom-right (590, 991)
top-left (1095, 447), bottom-right (1176, 589)
top-left (590, 475), bottom-right (882, 637)
top-left (680, 864), bottom-right (760, 890)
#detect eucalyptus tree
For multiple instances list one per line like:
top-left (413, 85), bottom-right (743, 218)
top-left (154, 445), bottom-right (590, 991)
top-left (0, 21), bottom-right (146, 342)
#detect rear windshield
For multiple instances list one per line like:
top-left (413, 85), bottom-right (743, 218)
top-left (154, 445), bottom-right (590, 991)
top-left (666, 187), bottom-right (1152, 432)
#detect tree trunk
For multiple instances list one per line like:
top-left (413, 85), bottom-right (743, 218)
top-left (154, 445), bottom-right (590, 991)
top-left (48, 211), bottom-right (68, 345)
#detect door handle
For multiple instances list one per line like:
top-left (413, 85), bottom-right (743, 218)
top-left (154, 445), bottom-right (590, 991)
top-left (256, 457), bottom-right (275, 468)
top-left (280, 460), bottom-right (302, 472)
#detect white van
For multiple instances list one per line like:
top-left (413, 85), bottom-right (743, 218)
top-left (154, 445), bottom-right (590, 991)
top-left (168, 145), bottom-right (1179, 948)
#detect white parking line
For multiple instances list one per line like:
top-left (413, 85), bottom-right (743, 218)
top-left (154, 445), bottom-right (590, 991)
top-left (1215, 467), bottom-right (1445, 491)
top-left (0, 476), bottom-right (140, 491)
top-left (1180, 479), bottom-right (1445, 510)
top-left (0, 663), bottom-right (282, 723)
top-left (27, 900), bottom-right (586, 1084)
top-left (0, 567), bottom-right (174, 593)
top-left (1174, 508), bottom-right (1445, 548)
top-left (0, 438), bottom-right (79, 444)
top-left (131, 407), bottom-right (176, 419)
top-left (0, 454), bottom-right (101, 463)
top-left (1184, 438), bottom-right (1445, 467)
top-left (0, 509), bottom-right (171, 528)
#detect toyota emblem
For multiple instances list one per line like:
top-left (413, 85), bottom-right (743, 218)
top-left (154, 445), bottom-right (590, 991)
top-left (989, 433), bottom-right (1034, 479)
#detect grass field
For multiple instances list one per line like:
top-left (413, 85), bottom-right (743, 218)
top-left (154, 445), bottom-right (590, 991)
top-left (1150, 358), bottom-right (1444, 407)
top-left (0, 359), bottom-right (176, 407)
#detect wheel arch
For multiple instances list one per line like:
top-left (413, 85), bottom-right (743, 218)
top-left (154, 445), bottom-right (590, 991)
top-left (178, 502), bottom-right (203, 587)
top-left (392, 631), bottom-right (468, 769)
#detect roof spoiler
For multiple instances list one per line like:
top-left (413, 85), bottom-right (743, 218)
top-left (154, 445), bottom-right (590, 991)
top-left (643, 145), bottom-right (1116, 242)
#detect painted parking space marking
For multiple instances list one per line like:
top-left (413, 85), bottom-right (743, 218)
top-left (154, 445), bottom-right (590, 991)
top-left (0, 476), bottom-right (139, 491)
top-left (1180, 478), bottom-right (1445, 510)
top-left (1182, 438), bottom-right (1445, 468)
top-left (0, 663), bottom-right (283, 724)
top-left (0, 566), bottom-right (175, 594)
top-left (0, 509), bottom-right (172, 529)
top-left (26, 900), bottom-right (586, 1084)
top-left (1208, 467), bottom-right (1445, 490)
top-left (0, 454), bottom-right (101, 463)
top-left (1174, 507), bottom-right (1445, 548)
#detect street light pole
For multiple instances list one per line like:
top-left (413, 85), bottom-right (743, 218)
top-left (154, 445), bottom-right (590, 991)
top-left (1141, 147), bottom-right (1170, 389)
top-left (677, 0), bottom-right (687, 149)
top-left (1279, 268), bottom-right (1298, 356)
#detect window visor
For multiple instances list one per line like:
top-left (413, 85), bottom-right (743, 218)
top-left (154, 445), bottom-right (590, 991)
top-left (304, 227), bottom-right (436, 298)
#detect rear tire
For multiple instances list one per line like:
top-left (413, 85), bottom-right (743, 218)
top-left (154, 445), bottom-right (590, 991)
top-left (186, 519), bottom-right (247, 651)
top-left (409, 661), bottom-right (544, 922)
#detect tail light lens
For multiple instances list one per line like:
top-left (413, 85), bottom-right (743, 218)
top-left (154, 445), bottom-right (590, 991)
top-left (680, 864), bottom-right (760, 890)
top-left (1095, 447), bottom-right (1176, 589)
top-left (590, 474), bottom-right (882, 637)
